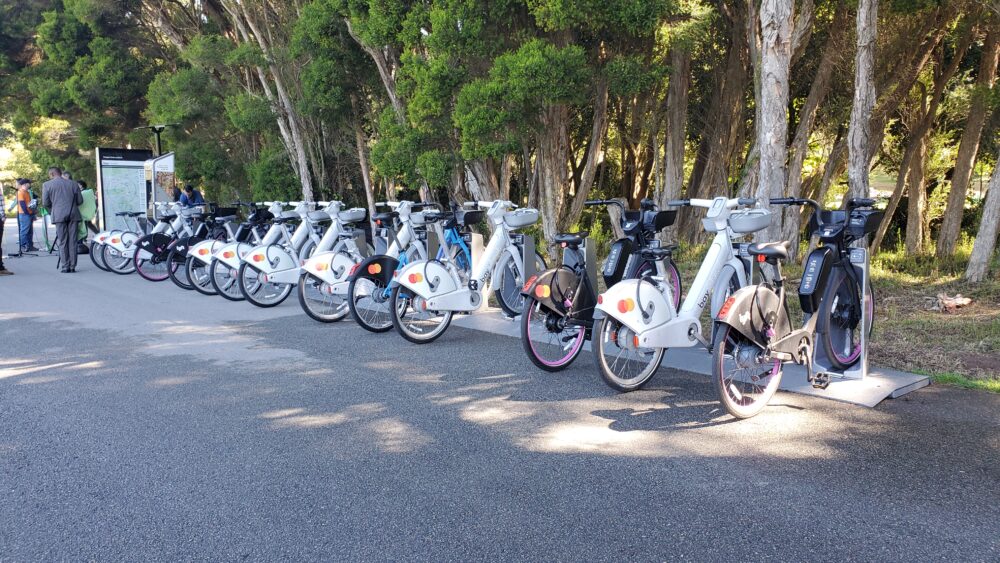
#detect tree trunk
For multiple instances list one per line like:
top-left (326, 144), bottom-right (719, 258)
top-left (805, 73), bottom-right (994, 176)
top-left (755, 0), bottom-right (794, 245)
top-left (536, 105), bottom-right (571, 249)
top-left (846, 0), bottom-right (877, 200)
top-left (661, 47), bottom-right (690, 207)
top-left (904, 131), bottom-right (928, 253)
top-left (562, 79), bottom-right (609, 226)
top-left (965, 149), bottom-right (1000, 282)
top-left (352, 114), bottom-right (376, 229)
top-left (871, 130), bottom-right (919, 251)
top-left (937, 26), bottom-right (1000, 257)
top-left (782, 0), bottom-right (848, 254)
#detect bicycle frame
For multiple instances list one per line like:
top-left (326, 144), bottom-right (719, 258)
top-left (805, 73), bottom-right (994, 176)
top-left (595, 197), bottom-right (756, 349)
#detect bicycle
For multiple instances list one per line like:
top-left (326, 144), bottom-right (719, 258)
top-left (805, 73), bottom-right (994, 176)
top-left (91, 211), bottom-right (146, 272)
top-left (592, 196), bottom-right (766, 391)
top-left (167, 209), bottom-right (239, 290)
top-left (132, 205), bottom-right (204, 282)
top-left (103, 202), bottom-right (179, 275)
top-left (711, 197), bottom-right (881, 418)
top-left (390, 199), bottom-right (545, 344)
top-left (187, 202), bottom-right (277, 296)
top-left (520, 198), bottom-right (683, 371)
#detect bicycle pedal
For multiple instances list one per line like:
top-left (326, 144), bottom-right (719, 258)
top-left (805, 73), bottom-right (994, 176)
top-left (811, 372), bottom-right (831, 390)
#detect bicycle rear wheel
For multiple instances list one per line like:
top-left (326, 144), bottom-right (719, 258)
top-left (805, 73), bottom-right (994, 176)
top-left (210, 259), bottom-right (244, 301)
top-left (168, 246), bottom-right (194, 290)
top-left (90, 241), bottom-right (109, 271)
top-left (238, 262), bottom-right (293, 307)
top-left (188, 256), bottom-right (217, 295)
top-left (712, 323), bottom-right (782, 419)
top-left (592, 316), bottom-right (664, 391)
top-left (521, 296), bottom-right (586, 372)
top-left (495, 249), bottom-right (546, 316)
top-left (298, 272), bottom-right (349, 322)
top-left (103, 244), bottom-right (135, 274)
top-left (390, 284), bottom-right (452, 343)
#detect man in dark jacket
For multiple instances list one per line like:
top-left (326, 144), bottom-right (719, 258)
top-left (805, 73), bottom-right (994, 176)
top-left (42, 166), bottom-right (83, 273)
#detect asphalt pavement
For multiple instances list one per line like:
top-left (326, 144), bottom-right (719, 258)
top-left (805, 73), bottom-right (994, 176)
top-left (1, 224), bottom-right (998, 561)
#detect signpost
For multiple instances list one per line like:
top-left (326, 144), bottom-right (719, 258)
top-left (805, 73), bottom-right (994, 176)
top-left (95, 148), bottom-right (153, 231)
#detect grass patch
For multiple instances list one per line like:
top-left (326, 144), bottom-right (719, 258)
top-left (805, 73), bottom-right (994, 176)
top-left (920, 371), bottom-right (1000, 394)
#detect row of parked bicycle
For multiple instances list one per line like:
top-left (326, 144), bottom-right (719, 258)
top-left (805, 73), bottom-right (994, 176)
top-left (89, 195), bottom-right (883, 418)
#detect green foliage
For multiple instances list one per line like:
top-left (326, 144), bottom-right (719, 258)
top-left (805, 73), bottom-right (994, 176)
top-left (225, 93), bottom-right (274, 134)
top-left (248, 145), bottom-right (300, 202)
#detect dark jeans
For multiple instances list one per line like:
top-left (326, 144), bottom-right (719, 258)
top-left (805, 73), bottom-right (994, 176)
top-left (0, 219), bottom-right (5, 268)
top-left (17, 213), bottom-right (33, 249)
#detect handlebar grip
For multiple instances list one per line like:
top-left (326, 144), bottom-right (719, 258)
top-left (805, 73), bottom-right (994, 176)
top-left (768, 197), bottom-right (796, 205)
top-left (666, 199), bottom-right (690, 207)
top-left (584, 199), bottom-right (605, 206)
top-left (738, 198), bottom-right (757, 206)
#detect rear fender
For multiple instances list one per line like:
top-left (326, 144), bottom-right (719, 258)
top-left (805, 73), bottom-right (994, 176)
top-left (395, 260), bottom-right (459, 300)
top-left (214, 241), bottom-right (255, 270)
top-left (521, 267), bottom-right (581, 315)
top-left (714, 285), bottom-right (790, 346)
top-left (349, 254), bottom-right (399, 285)
top-left (244, 244), bottom-right (297, 274)
top-left (136, 232), bottom-right (174, 260)
top-left (594, 279), bottom-right (674, 334)
top-left (190, 239), bottom-right (223, 265)
top-left (171, 236), bottom-right (203, 261)
top-left (302, 250), bottom-right (359, 285)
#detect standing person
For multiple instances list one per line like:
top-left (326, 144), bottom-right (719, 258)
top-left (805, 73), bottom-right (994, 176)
top-left (16, 178), bottom-right (37, 252)
top-left (179, 184), bottom-right (205, 207)
top-left (0, 186), bottom-right (12, 275)
top-left (42, 167), bottom-right (83, 273)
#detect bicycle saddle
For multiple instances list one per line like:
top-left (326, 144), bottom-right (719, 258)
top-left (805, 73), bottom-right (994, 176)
top-left (214, 215), bottom-right (237, 223)
top-left (307, 211), bottom-right (332, 223)
top-left (748, 241), bottom-right (790, 263)
top-left (456, 209), bottom-right (484, 227)
top-left (421, 211), bottom-right (454, 223)
top-left (116, 211), bottom-right (145, 217)
top-left (554, 232), bottom-right (588, 248)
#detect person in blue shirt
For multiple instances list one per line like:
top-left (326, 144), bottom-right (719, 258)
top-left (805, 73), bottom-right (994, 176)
top-left (179, 184), bottom-right (205, 208)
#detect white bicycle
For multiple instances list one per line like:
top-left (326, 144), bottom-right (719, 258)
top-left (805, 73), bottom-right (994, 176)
top-left (210, 201), bottom-right (305, 301)
top-left (187, 202), bottom-right (278, 296)
top-left (346, 201), bottom-right (434, 332)
top-left (296, 203), bottom-right (376, 321)
top-left (389, 199), bottom-right (546, 344)
top-left (103, 202), bottom-right (186, 275)
top-left (592, 196), bottom-right (769, 391)
top-left (237, 201), bottom-right (333, 307)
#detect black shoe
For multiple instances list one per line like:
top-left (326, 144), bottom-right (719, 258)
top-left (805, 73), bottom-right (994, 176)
top-left (27, 246), bottom-right (39, 251)
top-left (69, 268), bottom-right (76, 273)
top-left (60, 269), bottom-right (70, 273)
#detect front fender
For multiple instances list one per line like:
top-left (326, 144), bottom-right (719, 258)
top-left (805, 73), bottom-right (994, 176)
top-left (522, 266), bottom-right (581, 315)
top-left (595, 279), bottom-right (675, 334)
top-left (396, 260), bottom-right (459, 299)
top-left (715, 284), bottom-right (790, 345)
top-left (349, 254), bottom-right (399, 285)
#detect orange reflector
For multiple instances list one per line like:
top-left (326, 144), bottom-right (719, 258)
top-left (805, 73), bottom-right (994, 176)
top-left (252, 254), bottom-right (265, 263)
top-left (316, 263), bottom-right (329, 271)
top-left (111, 238), bottom-right (120, 244)
top-left (408, 272), bottom-right (424, 284)
top-left (522, 275), bottom-right (537, 291)
top-left (757, 254), bottom-right (766, 263)
top-left (198, 248), bottom-right (209, 256)
top-left (617, 298), bottom-right (635, 314)
top-left (534, 285), bottom-right (550, 299)
top-left (597, 294), bottom-right (603, 305)
top-left (368, 263), bottom-right (382, 275)
top-left (718, 296), bottom-right (736, 319)
top-left (349, 264), bottom-right (360, 277)
top-left (223, 251), bottom-right (235, 259)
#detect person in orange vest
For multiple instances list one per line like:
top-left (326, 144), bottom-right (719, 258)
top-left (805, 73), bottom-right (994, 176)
top-left (0, 185), bottom-right (12, 275)
top-left (16, 178), bottom-right (37, 252)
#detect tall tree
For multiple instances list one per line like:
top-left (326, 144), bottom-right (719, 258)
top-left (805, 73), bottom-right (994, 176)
top-left (965, 149), bottom-right (1000, 282)
top-left (846, 0), bottom-right (877, 200)
top-left (937, 24), bottom-right (1000, 257)
top-left (754, 0), bottom-right (795, 244)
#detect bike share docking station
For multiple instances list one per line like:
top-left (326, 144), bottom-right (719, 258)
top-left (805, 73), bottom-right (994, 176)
top-left (454, 235), bottom-right (929, 408)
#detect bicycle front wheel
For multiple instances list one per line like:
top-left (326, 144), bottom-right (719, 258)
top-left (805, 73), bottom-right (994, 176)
top-left (818, 268), bottom-right (874, 370)
top-left (103, 244), bottom-right (135, 275)
top-left (167, 246), bottom-right (194, 290)
top-left (348, 274), bottom-right (394, 332)
top-left (188, 256), bottom-right (217, 295)
top-left (592, 316), bottom-right (664, 392)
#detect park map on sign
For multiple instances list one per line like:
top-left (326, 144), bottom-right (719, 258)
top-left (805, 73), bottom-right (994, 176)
top-left (101, 164), bottom-right (146, 231)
